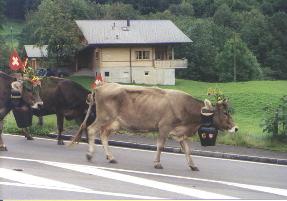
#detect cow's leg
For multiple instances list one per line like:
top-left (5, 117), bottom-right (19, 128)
top-left (0, 107), bottom-right (11, 151)
top-left (38, 116), bottom-right (44, 126)
top-left (56, 113), bottom-right (64, 145)
top-left (21, 128), bottom-right (34, 140)
top-left (179, 139), bottom-right (199, 171)
top-left (154, 136), bottom-right (166, 169)
top-left (154, 125), bottom-right (170, 169)
top-left (100, 129), bottom-right (117, 163)
top-left (0, 119), bottom-right (7, 151)
top-left (86, 121), bottom-right (101, 161)
top-left (100, 121), bottom-right (119, 163)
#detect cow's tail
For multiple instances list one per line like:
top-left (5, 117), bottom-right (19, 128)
top-left (68, 91), bottom-right (95, 147)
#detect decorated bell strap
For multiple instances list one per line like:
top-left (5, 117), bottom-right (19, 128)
top-left (11, 81), bottom-right (23, 99)
top-left (198, 126), bottom-right (218, 135)
top-left (200, 110), bottom-right (214, 126)
top-left (11, 91), bottom-right (22, 99)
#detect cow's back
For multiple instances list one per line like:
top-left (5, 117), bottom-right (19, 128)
top-left (38, 77), bottom-right (90, 115)
top-left (95, 83), bottom-right (180, 130)
top-left (165, 89), bottom-right (203, 124)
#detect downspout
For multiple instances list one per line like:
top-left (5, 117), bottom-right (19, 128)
top-left (129, 47), bottom-right (132, 83)
top-left (75, 51), bottom-right (78, 72)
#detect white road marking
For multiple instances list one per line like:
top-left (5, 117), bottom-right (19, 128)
top-left (95, 165), bottom-right (287, 198)
top-left (2, 156), bottom-right (287, 198)
top-left (5, 133), bottom-right (287, 168)
top-left (0, 156), bottom-right (236, 199)
top-left (40, 160), bottom-right (237, 200)
top-left (0, 168), bottom-right (163, 199)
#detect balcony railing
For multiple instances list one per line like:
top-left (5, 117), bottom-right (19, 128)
top-left (154, 59), bottom-right (188, 69)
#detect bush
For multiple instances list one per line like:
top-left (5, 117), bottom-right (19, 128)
top-left (261, 95), bottom-right (287, 137)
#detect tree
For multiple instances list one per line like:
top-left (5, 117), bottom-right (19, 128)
top-left (0, 0), bottom-right (5, 25)
top-left (0, 0), bottom-right (9, 69)
top-left (213, 3), bottom-right (233, 28)
top-left (177, 19), bottom-right (220, 81)
top-left (265, 12), bottom-right (287, 79)
top-left (215, 34), bottom-right (262, 82)
top-left (20, 0), bottom-right (94, 67)
top-left (23, 0), bottom-right (42, 13)
top-left (4, 0), bottom-right (26, 20)
top-left (101, 2), bottom-right (139, 19)
top-left (191, 0), bottom-right (215, 17)
top-left (169, 1), bottom-right (194, 16)
top-left (239, 9), bottom-right (274, 78)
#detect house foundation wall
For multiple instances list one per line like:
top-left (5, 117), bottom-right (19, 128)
top-left (99, 67), bottom-right (175, 85)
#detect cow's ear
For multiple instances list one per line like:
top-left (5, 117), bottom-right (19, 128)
top-left (204, 99), bottom-right (213, 110)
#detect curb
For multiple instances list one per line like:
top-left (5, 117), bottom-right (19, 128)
top-left (47, 134), bottom-right (287, 166)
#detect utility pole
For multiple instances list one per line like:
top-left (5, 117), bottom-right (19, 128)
top-left (233, 32), bottom-right (237, 82)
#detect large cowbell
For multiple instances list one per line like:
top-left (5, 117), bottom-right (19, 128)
top-left (10, 82), bottom-right (33, 128)
top-left (12, 105), bottom-right (33, 128)
top-left (198, 110), bottom-right (218, 146)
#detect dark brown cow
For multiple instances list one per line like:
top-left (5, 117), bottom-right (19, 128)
top-left (32, 77), bottom-right (96, 145)
top-left (0, 71), bottom-right (43, 151)
top-left (87, 83), bottom-right (238, 171)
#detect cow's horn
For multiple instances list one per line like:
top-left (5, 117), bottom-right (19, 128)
top-left (11, 81), bottom-right (23, 94)
top-left (204, 99), bottom-right (213, 110)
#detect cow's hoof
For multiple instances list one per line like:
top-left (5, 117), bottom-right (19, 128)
top-left (26, 136), bottom-right (34, 140)
top-left (86, 153), bottom-right (93, 161)
top-left (57, 140), bottom-right (65, 145)
top-left (0, 146), bottom-right (7, 151)
top-left (190, 166), bottom-right (199, 171)
top-left (154, 163), bottom-right (163, 169)
top-left (109, 159), bottom-right (117, 164)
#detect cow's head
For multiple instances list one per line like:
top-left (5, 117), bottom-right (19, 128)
top-left (11, 79), bottom-right (43, 109)
top-left (204, 99), bottom-right (238, 133)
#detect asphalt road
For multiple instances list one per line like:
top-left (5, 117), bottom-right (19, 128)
top-left (1, 134), bottom-right (287, 200)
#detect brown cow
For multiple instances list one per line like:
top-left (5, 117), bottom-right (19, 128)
top-left (32, 77), bottom-right (96, 145)
top-left (86, 83), bottom-right (238, 171)
top-left (0, 71), bottom-right (43, 151)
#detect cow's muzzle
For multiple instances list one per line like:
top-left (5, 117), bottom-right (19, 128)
top-left (228, 126), bottom-right (239, 133)
top-left (31, 101), bottom-right (44, 109)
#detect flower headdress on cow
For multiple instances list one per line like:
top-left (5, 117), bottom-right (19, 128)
top-left (204, 87), bottom-right (234, 115)
top-left (201, 88), bottom-right (227, 115)
top-left (207, 87), bottom-right (227, 104)
top-left (22, 66), bottom-right (41, 90)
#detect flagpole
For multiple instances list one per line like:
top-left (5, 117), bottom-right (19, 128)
top-left (10, 26), bottom-right (13, 51)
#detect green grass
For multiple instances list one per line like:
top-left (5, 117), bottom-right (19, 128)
top-left (69, 77), bottom-right (287, 151)
top-left (3, 76), bottom-right (287, 152)
top-left (0, 19), bottom-right (24, 48)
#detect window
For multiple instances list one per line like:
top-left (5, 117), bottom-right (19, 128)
top-left (105, 72), bottom-right (110, 77)
top-left (95, 52), bottom-right (99, 60)
top-left (155, 47), bottom-right (169, 60)
top-left (144, 71), bottom-right (149, 76)
top-left (31, 59), bottom-right (37, 69)
top-left (136, 51), bottom-right (150, 60)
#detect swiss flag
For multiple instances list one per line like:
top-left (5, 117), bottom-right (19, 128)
top-left (9, 49), bottom-right (23, 71)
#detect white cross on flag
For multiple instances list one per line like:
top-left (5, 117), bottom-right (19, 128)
top-left (9, 49), bottom-right (23, 71)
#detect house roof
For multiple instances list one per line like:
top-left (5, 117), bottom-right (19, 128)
top-left (76, 20), bottom-right (192, 45)
top-left (24, 45), bottom-right (48, 58)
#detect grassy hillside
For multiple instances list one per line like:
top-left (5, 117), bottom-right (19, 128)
top-left (3, 76), bottom-right (287, 152)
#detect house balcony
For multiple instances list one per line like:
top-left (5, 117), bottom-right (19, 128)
top-left (154, 59), bottom-right (188, 69)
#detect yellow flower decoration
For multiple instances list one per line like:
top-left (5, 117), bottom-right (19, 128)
top-left (207, 87), bottom-right (226, 104)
